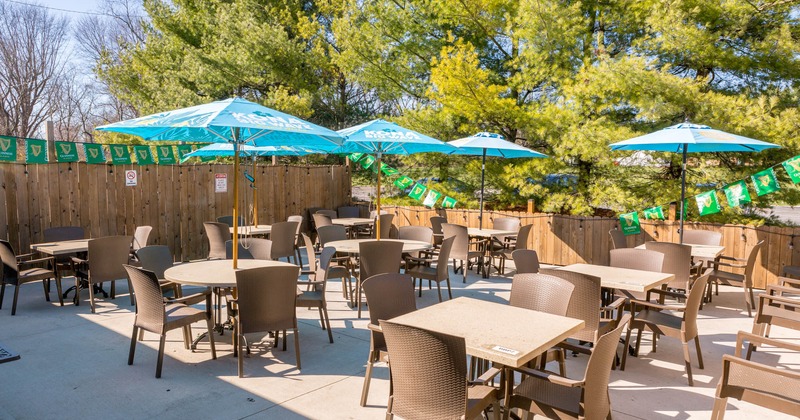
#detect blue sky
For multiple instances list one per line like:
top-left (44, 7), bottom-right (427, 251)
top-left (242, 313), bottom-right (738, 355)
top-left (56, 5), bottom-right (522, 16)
top-left (36, 0), bottom-right (99, 14)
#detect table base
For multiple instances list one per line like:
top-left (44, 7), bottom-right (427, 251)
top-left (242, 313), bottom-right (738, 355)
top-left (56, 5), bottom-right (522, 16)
top-left (0, 342), bottom-right (20, 364)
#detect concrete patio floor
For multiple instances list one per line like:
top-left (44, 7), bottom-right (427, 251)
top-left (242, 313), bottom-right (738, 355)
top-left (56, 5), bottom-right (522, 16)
top-left (1, 261), bottom-right (798, 420)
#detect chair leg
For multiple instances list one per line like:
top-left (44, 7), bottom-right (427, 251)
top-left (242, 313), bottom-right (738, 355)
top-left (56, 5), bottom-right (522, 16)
top-left (238, 333), bottom-right (244, 378)
top-left (357, 281), bottom-right (364, 318)
top-left (111, 280), bottom-right (116, 300)
top-left (128, 325), bottom-right (138, 365)
top-left (156, 334), bottom-right (166, 378)
top-left (682, 341), bottom-right (694, 386)
top-left (206, 316), bottom-right (217, 359)
top-left (360, 351), bottom-right (376, 407)
top-left (695, 337), bottom-right (704, 369)
top-left (621, 327), bottom-right (632, 370)
top-left (55, 276), bottom-right (64, 307)
top-left (436, 281), bottom-right (442, 302)
top-left (492, 400), bottom-right (501, 420)
top-left (418, 278), bottom-right (422, 297)
top-left (0, 283), bottom-right (5, 309)
top-left (128, 279), bottom-right (135, 306)
top-left (11, 284), bottom-right (20, 315)
top-left (446, 278), bottom-right (452, 299)
top-left (88, 281), bottom-right (96, 313)
top-left (74, 278), bottom-right (81, 306)
top-left (710, 397), bottom-right (728, 420)
top-left (323, 305), bottom-right (333, 343)
top-left (293, 328), bottom-right (301, 370)
top-left (42, 280), bottom-right (50, 302)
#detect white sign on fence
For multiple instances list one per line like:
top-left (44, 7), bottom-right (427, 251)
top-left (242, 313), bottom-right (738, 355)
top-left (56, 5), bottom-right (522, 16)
top-left (215, 173), bottom-right (227, 193)
top-left (125, 170), bottom-right (137, 187)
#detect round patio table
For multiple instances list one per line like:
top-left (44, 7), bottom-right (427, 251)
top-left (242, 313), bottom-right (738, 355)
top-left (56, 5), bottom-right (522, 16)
top-left (164, 259), bottom-right (295, 288)
top-left (326, 239), bottom-right (432, 254)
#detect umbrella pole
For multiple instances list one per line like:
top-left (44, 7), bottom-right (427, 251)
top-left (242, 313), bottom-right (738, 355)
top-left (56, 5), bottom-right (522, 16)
top-left (232, 138), bottom-right (240, 269)
top-left (679, 146), bottom-right (687, 244)
top-left (376, 151), bottom-right (382, 240)
top-left (252, 154), bottom-right (258, 226)
top-left (479, 149), bottom-right (486, 229)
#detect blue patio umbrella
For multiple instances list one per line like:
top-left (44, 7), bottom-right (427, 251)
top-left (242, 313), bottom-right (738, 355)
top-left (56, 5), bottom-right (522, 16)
top-left (609, 123), bottom-right (779, 242)
top-left (447, 132), bottom-right (548, 228)
top-left (95, 97), bottom-right (343, 267)
top-left (332, 119), bottom-right (456, 239)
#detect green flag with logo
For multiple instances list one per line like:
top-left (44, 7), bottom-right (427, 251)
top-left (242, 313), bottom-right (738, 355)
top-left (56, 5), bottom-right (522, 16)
top-left (156, 146), bottom-right (176, 165)
top-left (695, 190), bottom-right (722, 216)
top-left (109, 144), bottom-right (132, 165)
top-left (348, 152), bottom-right (364, 162)
top-left (442, 196), bottom-right (457, 208)
top-left (408, 183), bottom-right (427, 201)
top-left (199, 155), bottom-right (216, 162)
top-left (782, 156), bottom-right (800, 183)
top-left (723, 180), bottom-right (751, 208)
top-left (176, 145), bottom-right (194, 160)
top-left (133, 145), bottom-right (155, 165)
top-left (0, 136), bottom-right (17, 162)
top-left (83, 143), bottom-right (106, 164)
top-left (54, 141), bottom-right (79, 162)
top-left (360, 155), bottom-right (375, 169)
top-left (422, 189), bottom-right (441, 207)
top-left (380, 163), bottom-right (399, 176)
top-left (643, 206), bottom-right (665, 221)
top-left (619, 212), bottom-right (641, 236)
top-left (26, 139), bottom-right (47, 164)
top-left (394, 176), bottom-right (414, 189)
top-left (751, 168), bottom-right (780, 196)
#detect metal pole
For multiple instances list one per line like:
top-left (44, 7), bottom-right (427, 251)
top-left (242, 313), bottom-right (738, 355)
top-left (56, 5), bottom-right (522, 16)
top-left (375, 150), bottom-right (382, 240)
top-left (679, 146), bottom-right (687, 244)
top-left (479, 149), bottom-right (486, 229)
top-left (232, 135), bottom-right (240, 268)
top-left (252, 154), bottom-right (258, 226)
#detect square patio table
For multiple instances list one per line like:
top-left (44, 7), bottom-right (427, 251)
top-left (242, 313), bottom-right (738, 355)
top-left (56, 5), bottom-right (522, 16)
top-left (229, 225), bottom-right (272, 236)
top-left (634, 243), bottom-right (725, 259)
top-left (556, 263), bottom-right (674, 295)
top-left (31, 239), bottom-right (90, 255)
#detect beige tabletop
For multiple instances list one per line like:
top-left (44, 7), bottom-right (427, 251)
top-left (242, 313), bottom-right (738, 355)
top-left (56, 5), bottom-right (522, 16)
top-left (331, 218), bottom-right (374, 227)
top-left (634, 243), bottom-right (725, 259)
top-left (31, 239), bottom-right (90, 255)
top-left (389, 297), bottom-right (584, 368)
top-left (229, 225), bottom-right (272, 236)
top-left (557, 263), bottom-right (674, 293)
top-left (327, 239), bottom-right (432, 254)
top-left (467, 228), bottom-right (517, 238)
top-left (164, 259), bottom-right (296, 288)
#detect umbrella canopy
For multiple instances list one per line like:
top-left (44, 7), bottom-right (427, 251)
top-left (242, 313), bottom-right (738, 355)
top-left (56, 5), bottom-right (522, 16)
top-left (332, 119), bottom-right (456, 238)
top-left (94, 97), bottom-right (343, 267)
top-left (180, 143), bottom-right (322, 161)
top-left (447, 132), bottom-right (548, 228)
top-left (609, 123), bottom-right (779, 242)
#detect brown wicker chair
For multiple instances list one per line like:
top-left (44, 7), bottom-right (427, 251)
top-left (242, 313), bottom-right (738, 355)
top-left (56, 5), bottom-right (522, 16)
top-left (511, 249), bottom-right (540, 274)
top-left (503, 314), bottom-right (631, 420)
top-left (269, 221), bottom-right (299, 263)
top-left (317, 225), bottom-right (347, 247)
top-left (136, 245), bottom-right (182, 297)
top-left (360, 273), bottom-right (416, 407)
top-left (381, 320), bottom-right (501, 420)
top-left (609, 228), bottom-right (628, 249)
top-left (296, 246), bottom-right (335, 343)
top-left (132, 225), bottom-right (153, 252)
top-left (710, 331), bottom-right (800, 419)
top-left (356, 240), bottom-right (404, 318)
top-left (303, 233), bottom-right (351, 299)
top-left (683, 229), bottom-right (722, 246)
top-left (312, 213), bottom-right (333, 232)
top-left (371, 213), bottom-right (394, 239)
top-left (0, 240), bottom-right (59, 315)
top-left (123, 265), bottom-right (216, 378)
top-left (707, 240), bottom-right (764, 317)
top-left (203, 222), bottom-right (231, 260)
top-left (491, 224), bottom-right (533, 275)
top-left (609, 248), bottom-right (665, 301)
top-left (509, 272), bottom-right (575, 316)
top-left (216, 215), bottom-right (244, 227)
top-left (621, 271), bottom-right (711, 386)
top-left (337, 206), bottom-right (361, 218)
top-left (430, 216), bottom-right (447, 247)
top-left (442, 223), bottom-right (484, 283)
top-left (398, 226), bottom-right (433, 262)
top-left (644, 241), bottom-right (701, 305)
top-left (316, 209), bottom-right (338, 219)
top-left (226, 238), bottom-right (272, 260)
top-left (749, 281), bottom-right (800, 354)
top-left (74, 235), bottom-right (134, 313)
top-left (231, 265), bottom-right (302, 376)
top-left (287, 215), bottom-right (304, 263)
top-left (43, 226), bottom-right (85, 283)
top-left (406, 236), bottom-right (456, 302)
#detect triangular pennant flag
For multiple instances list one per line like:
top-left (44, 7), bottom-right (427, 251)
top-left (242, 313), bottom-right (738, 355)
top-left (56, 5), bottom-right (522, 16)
top-left (422, 189), bottom-right (441, 207)
top-left (442, 196), bottom-right (457, 208)
top-left (619, 212), bottom-right (641, 236)
top-left (176, 144), bottom-right (194, 160)
top-left (643, 206), bottom-right (665, 220)
top-left (26, 139), bottom-right (47, 164)
top-left (408, 183), bottom-right (427, 201)
top-left (393, 176), bottom-right (414, 189)
top-left (723, 180), bottom-right (752, 208)
top-left (695, 190), bottom-right (722, 216)
top-left (380, 163), bottom-right (399, 176)
top-left (751, 168), bottom-right (780, 196)
top-left (0, 136), bottom-right (17, 162)
top-left (360, 155), bottom-right (375, 169)
top-left (133, 145), bottom-right (155, 165)
top-left (782, 155), bottom-right (800, 183)
top-left (199, 155), bottom-right (216, 162)
top-left (348, 152), bottom-right (364, 162)
top-left (156, 146), bottom-right (176, 165)
top-left (83, 143), bottom-right (106, 164)
top-left (55, 141), bottom-right (79, 163)
top-left (110, 144), bottom-right (132, 165)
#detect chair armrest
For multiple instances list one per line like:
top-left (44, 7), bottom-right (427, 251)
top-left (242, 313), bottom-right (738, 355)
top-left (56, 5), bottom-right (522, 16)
top-left (71, 257), bottom-right (88, 265)
top-left (405, 255), bottom-right (434, 264)
top-left (707, 259), bottom-right (746, 269)
top-left (602, 297), bottom-right (626, 312)
top-left (777, 276), bottom-right (800, 289)
top-left (735, 331), bottom-right (800, 358)
top-left (758, 291), bottom-right (800, 309)
top-left (555, 340), bottom-right (592, 355)
top-left (630, 299), bottom-right (686, 312)
top-left (721, 354), bottom-right (800, 383)
top-left (18, 256), bottom-right (55, 266)
top-left (472, 366), bottom-right (503, 384)
top-left (766, 285), bottom-right (800, 297)
top-left (367, 323), bottom-right (382, 333)
top-left (717, 255), bottom-right (741, 262)
top-left (297, 280), bottom-right (325, 287)
top-left (646, 288), bottom-right (687, 301)
top-left (16, 252), bottom-right (39, 260)
top-left (511, 366), bottom-right (585, 387)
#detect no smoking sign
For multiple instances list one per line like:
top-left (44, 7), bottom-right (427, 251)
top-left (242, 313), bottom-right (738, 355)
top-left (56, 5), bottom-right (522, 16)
top-left (125, 169), bottom-right (138, 187)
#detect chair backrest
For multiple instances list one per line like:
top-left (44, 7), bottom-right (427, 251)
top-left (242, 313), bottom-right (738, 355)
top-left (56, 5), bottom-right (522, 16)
top-left (684, 271), bottom-right (711, 339)
top-left (216, 215), bottom-right (244, 227)
top-left (609, 229), bottom-right (627, 249)
top-left (240, 238), bottom-right (273, 260)
top-left (369, 209), bottom-right (390, 218)
top-left (43, 226), bottom-right (85, 242)
top-left (0, 240), bottom-right (20, 283)
top-left (442, 223), bottom-right (470, 261)
top-left (435, 236), bottom-right (456, 279)
top-left (511, 249), bottom-right (540, 274)
top-left (682, 229), bottom-right (722, 246)
top-left (124, 265), bottom-right (167, 330)
top-left (493, 217), bottom-right (520, 242)
top-left (359, 240), bottom-right (403, 281)
top-left (509, 273), bottom-right (575, 316)
top-left (136, 245), bottom-right (174, 279)
top-left (312, 247), bottom-right (336, 293)
top-left (132, 226), bottom-right (153, 251)
top-left (269, 221), bottom-right (299, 260)
top-left (644, 241), bottom-right (692, 290)
top-left (363, 273), bottom-right (417, 326)
top-left (225, 241), bottom-right (255, 260)
top-left (204, 222), bottom-right (231, 259)
top-left (373, 214), bottom-right (394, 238)
top-left (430, 216), bottom-right (447, 246)
top-left (235, 265), bottom-right (301, 334)
top-left (380, 320), bottom-right (468, 419)
top-left (744, 240), bottom-right (765, 281)
top-left (87, 236), bottom-right (133, 283)
top-left (540, 268), bottom-right (602, 343)
top-left (317, 225), bottom-right (347, 246)
top-left (312, 213), bottom-right (333, 230)
top-left (514, 224), bottom-right (533, 251)
top-left (398, 226), bottom-right (433, 243)
top-left (287, 215), bottom-right (303, 236)
top-left (337, 206), bottom-right (361, 218)
top-left (302, 234), bottom-right (317, 271)
top-left (582, 314), bottom-right (631, 418)
top-left (316, 209), bottom-right (338, 219)
top-left (609, 248), bottom-right (665, 272)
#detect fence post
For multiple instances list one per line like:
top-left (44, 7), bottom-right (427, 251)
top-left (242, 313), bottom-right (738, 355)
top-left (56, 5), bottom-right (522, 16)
top-left (527, 199), bottom-right (535, 214)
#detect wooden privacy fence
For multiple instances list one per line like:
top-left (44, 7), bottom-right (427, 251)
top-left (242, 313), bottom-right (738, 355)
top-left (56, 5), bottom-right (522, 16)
top-left (383, 205), bottom-right (800, 289)
top-left (0, 162), bottom-right (350, 261)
